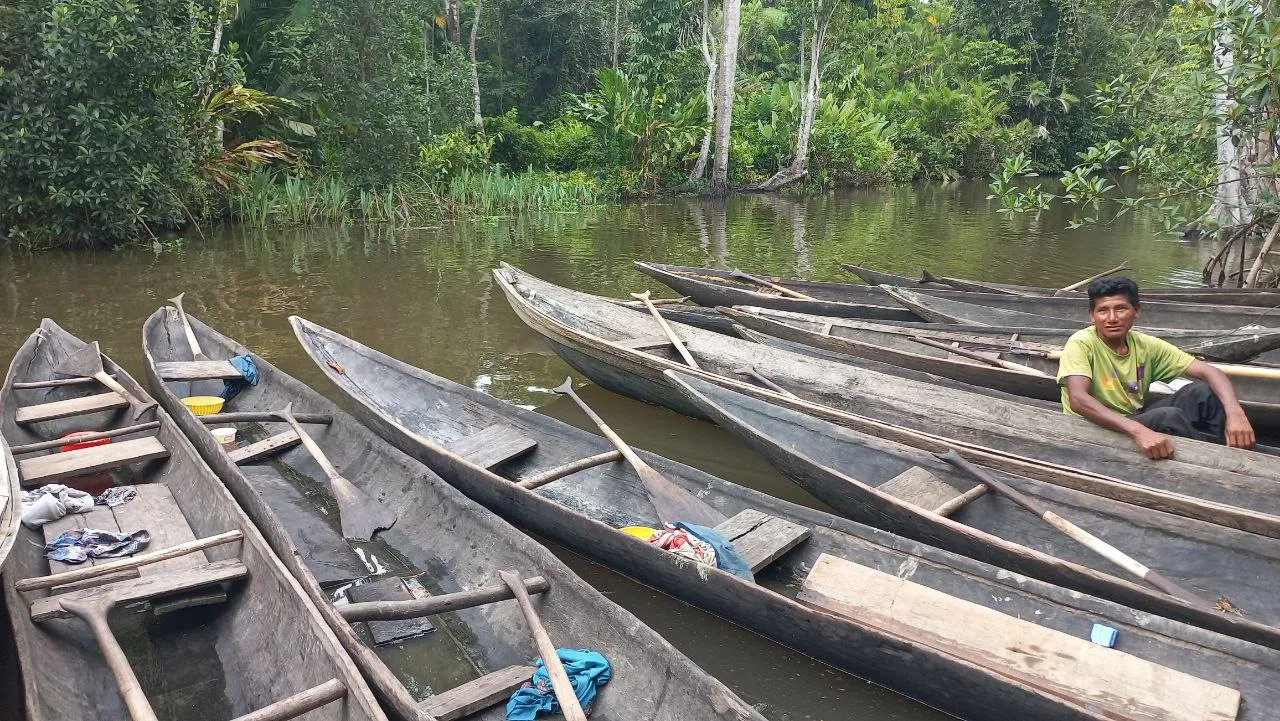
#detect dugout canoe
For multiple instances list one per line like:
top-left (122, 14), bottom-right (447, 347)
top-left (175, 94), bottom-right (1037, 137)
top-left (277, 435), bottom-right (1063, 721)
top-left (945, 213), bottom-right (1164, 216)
top-left (842, 263), bottom-right (1280, 306)
top-left (142, 308), bottom-right (763, 721)
top-left (721, 306), bottom-right (1280, 435)
top-left (0, 434), bottom-right (18, 567)
top-left (3, 319), bottom-right (386, 721)
top-left (638, 261), bottom-right (1280, 332)
top-left (292, 315), bottom-right (1279, 721)
top-left (492, 263), bottom-right (1280, 537)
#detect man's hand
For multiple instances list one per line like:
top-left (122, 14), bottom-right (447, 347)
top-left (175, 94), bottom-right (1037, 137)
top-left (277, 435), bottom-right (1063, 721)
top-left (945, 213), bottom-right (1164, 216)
top-left (1225, 407), bottom-right (1256, 449)
top-left (1131, 426), bottom-right (1174, 459)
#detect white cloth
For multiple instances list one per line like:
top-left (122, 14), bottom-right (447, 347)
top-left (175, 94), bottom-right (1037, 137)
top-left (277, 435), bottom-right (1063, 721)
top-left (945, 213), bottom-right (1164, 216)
top-left (20, 484), bottom-right (94, 529)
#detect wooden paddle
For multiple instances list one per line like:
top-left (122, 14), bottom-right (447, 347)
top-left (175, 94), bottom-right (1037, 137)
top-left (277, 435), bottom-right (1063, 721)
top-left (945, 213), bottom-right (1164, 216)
top-left (498, 570), bottom-right (589, 721)
top-left (273, 403), bottom-right (396, 541)
top-left (59, 595), bottom-right (160, 721)
top-left (552, 378), bottom-right (726, 526)
top-left (630, 290), bottom-right (701, 370)
top-left (733, 366), bottom-right (800, 398)
top-left (730, 269), bottom-right (817, 300)
top-left (1058, 261), bottom-right (1130, 293)
top-left (1031, 349), bottom-right (1280, 381)
top-left (167, 292), bottom-right (210, 361)
top-left (907, 336), bottom-right (1051, 377)
top-left (935, 449), bottom-right (1211, 606)
top-left (54, 342), bottom-right (156, 421)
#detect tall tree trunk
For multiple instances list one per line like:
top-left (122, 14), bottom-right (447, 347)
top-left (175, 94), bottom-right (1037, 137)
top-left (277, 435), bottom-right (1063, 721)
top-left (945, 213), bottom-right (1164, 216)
top-left (445, 0), bottom-right (461, 44)
top-left (757, 1), bottom-right (829, 192)
top-left (612, 0), bottom-right (621, 69)
top-left (709, 0), bottom-right (742, 196)
top-left (688, 0), bottom-right (717, 183)
top-left (469, 0), bottom-right (484, 136)
top-left (209, 0), bottom-right (227, 146)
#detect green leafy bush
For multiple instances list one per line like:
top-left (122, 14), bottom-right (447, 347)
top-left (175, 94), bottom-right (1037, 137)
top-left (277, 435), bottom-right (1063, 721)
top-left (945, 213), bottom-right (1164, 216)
top-left (0, 0), bottom-right (229, 248)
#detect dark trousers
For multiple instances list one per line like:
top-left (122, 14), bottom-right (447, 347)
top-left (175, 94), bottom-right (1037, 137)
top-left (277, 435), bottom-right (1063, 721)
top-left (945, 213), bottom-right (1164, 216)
top-left (1129, 381), bottom-right (1225, 443)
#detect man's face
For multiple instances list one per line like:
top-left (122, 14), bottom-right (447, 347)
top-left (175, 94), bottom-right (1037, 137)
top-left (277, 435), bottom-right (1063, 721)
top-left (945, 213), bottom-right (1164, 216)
top-left (1090, 294), bottom-right (1139, 342)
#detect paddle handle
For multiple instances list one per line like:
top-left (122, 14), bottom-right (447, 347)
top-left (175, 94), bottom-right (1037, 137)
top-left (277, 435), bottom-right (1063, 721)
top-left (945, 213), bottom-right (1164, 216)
top-left (733, 270), bottom-right (817, 300)
top-left (1058, 261), bottom-right (1129, 293)
top-left (170, 295), bottom-right (210, 361)
top-left (497, 571), bottom-right (588, 721)
top-left (739, 367), bottom-right (799, 398)
top-left (636, 294), bottom-right (700, 370)
top-left (1039, 350), bottom-right (1277, 381)
top-left (908, 336), bottom-right (1050, 377)
top-left (277, 407), bottom-right (342, 482)
top-left (558, 386), bottom-right (646, 471)
top-left (60, 597), bottom-right (160, 721)
top-left (935, 449), bottom-right (1210, 606)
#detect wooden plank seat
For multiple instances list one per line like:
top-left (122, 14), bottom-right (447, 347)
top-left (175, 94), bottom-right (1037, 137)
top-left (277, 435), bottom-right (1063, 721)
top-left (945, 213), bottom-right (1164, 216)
top-left (713, 509), bottom-right (811, 573)
top-left (228, 430), bottom-right (301, 464)
top-left (617, 336), bottom-right (676, 352)
top-left (15, 391), bottom-right (127, 424)
top-left (879, 466), bottom-right (985, 517)
top-left (18, 437), bottom-right (170, 487)
top-left (155, 360), bottom-right (244, 382)
top-left (419, 665), bottom-right (536, 721)
top-left (31, 558), bottom-right (247, 622)
top-left (445, 425), bottom-right (537, 470)
top-left (797, 553), bottom-right (1241, 721)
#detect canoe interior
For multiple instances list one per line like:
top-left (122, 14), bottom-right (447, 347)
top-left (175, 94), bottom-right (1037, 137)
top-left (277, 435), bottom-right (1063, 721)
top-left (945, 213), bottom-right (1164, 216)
top-left (293, 315), bottom-right (1280, 721)
top-left (143, 309), bottom-right (762, 721)
top-left (2, 320), bottom-right (382, 721)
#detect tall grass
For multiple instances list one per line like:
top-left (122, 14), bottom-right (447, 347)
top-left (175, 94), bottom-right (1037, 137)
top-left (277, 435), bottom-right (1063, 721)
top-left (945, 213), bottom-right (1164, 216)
top-left (228, 168), bottom-right (610, 228)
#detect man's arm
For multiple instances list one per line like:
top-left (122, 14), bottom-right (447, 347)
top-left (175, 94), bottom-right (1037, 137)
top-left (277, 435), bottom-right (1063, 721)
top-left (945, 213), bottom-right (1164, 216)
top-left (1064, 375), bottom-right (1175, 459)
top-left (1183, 360), bottom-right (1256, 448)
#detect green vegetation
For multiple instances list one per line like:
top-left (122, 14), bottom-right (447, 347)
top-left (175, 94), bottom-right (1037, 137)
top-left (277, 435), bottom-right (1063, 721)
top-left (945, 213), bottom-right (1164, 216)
top-left (4, 0), bottom-right (1250, 253)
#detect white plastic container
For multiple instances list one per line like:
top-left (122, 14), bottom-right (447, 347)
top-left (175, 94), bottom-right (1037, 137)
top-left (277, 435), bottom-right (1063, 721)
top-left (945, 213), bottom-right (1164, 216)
top-left (211, 427), bottom-right (237, 447)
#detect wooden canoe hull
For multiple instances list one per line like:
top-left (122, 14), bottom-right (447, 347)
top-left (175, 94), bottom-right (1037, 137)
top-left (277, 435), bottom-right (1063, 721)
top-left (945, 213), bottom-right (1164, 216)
top-left (3, 319), bottom-right (386, 721)
top-left (291, 315), bottom-right (1280, 721)
top-left (664, 371), bottom-right (1280, 650)
top-left (639, 261), bottom-right (1280, 331)
top-left (142, 310), bottom-right (763, 721)
top-left (842, 263), bottom-right (1280, 306)
top-left (0, 435), bottom-right (18, 568)
top-left (725, 307), bottom-right (1280, 435)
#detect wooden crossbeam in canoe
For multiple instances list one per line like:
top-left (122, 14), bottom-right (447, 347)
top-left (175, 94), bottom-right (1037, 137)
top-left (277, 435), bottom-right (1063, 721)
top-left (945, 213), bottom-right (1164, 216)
top-left (616, 336), bottom-right (676, 352)
top-left (15, 391), bottom-right (127, 424)
top-left (155, 360), bottom-right (244, 381)
top-left (31, 559), bottom-right (247, 621)
top-left (18, 437), bottom-right (170, 487)
top-left (713, 509), bottom-right (811, 573)
top-left (879, 466), bottom-right (986, 517)
top-left (445, 425), bottom-right (537, 470)
top-left (419, 666), bottom-right (535, 721)
top-left (227, 430), bottom-right (301, 464)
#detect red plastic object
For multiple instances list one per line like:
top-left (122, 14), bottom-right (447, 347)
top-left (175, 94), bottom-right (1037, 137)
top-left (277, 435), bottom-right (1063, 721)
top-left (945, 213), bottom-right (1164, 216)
top-left (59, 432), bottom-right (111, 453)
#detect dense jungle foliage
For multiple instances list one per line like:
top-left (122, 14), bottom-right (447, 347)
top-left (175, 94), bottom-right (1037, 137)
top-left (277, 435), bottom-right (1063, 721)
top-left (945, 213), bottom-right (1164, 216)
top-left (2, 0), bottom-right (1275, 251)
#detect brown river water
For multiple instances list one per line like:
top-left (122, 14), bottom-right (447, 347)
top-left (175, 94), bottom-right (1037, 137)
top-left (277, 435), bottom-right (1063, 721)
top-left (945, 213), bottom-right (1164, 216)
top-left (1, 184), bottom-right (1206, 719)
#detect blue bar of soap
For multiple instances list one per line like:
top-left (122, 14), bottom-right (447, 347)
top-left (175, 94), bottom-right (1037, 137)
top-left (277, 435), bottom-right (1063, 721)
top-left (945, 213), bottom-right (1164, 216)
top-left (1090, 623), bottom-right (1118, 647)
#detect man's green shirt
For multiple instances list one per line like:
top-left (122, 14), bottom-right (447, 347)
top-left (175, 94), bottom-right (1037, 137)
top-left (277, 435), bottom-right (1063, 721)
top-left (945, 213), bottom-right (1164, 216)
top-left (1056, 326), bottom-right (1195, 415)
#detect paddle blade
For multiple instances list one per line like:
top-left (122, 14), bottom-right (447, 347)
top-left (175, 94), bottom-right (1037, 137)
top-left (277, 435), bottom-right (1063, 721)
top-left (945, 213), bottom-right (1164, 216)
top-left (54, 342), bottom-right (106, 378)
top-left (630, 290), bottom-right (652, 301)
top-left (551, 377), bottom-right (574, 395)
top-left (635, 464), bottom-right (726, 527)
top-left (330, 474), bottom-right (397, 542)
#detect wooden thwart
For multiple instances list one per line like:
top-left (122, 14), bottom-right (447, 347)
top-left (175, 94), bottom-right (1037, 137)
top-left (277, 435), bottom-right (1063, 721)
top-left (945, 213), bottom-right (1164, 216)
top-left (16, 530), bottom-right (243, 592)
top-left (879, 466), bottom-right (986, 517)
top-left (340, 576), bottom-right (550, 622)
top-left (617, 336), bottom-right (676, 352)
top-left (419, 665), bottom-right (535, 721)
top-left (13, 374), bottom-right (115, 389)
top-left (15, 391), bottom-right (127, 424)
top-left (228, 678), bottom-right (347, 721)
top-left (445, 425), bottom-right (538, 470)
top-left (31, 559), bottom-right (247, 621)
top-left (519, 451), bottom-right (623, 489)
top-left (798, 553), bottom-right (1240, 721)
top-left (10, 422), bottom-right (160, 455)
top-left (713, 509), bottom-right (810, 573)
top-left (228, 430), bottom-right (302, 464)
top-left (155, 360), bottom-right (243, 381)
top-left (18, 437), bottom-right (170, 487)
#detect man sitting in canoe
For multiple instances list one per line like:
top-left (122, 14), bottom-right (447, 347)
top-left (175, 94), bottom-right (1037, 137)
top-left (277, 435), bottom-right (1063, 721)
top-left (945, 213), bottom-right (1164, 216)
top-left (1058, 276), bottom-right (1255, 459)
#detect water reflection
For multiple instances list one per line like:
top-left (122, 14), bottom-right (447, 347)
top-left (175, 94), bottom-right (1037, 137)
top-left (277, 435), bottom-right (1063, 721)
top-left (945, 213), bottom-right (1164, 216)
top-left (2, 184), bottom-right (1202, 720)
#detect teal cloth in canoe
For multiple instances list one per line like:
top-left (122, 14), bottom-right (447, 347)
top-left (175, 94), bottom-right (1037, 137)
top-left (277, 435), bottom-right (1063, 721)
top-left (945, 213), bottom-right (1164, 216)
top-left (506, 649), bottom-right (611, 720)
top-left (676, 522), bottom-right (755, 581)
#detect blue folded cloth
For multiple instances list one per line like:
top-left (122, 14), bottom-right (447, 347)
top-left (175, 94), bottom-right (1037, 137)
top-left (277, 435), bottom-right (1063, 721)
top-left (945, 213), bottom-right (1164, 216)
top-left (220, 354), bottom-right (259, 400)
top-left (506, 649), bottom-right (611, 720)
top-left (676, 521), bottom-right (755, 581)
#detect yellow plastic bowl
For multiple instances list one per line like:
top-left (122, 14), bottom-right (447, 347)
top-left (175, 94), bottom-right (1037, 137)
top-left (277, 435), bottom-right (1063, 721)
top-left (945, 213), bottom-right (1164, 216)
top-left (181, 396), bottom-right (225, 415)
top-left (620, 526), bottom-right (658, 541)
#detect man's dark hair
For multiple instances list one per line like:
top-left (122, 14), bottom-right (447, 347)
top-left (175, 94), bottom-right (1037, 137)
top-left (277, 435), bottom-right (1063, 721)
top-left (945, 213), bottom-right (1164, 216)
top-left (1087, 276), bottom-right (1140, 309)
